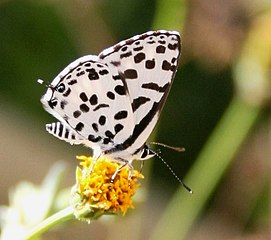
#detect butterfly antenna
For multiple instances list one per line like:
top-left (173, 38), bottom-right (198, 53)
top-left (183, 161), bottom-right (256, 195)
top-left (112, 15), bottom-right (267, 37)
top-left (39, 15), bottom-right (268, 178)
top-left (151, 150), bottom-right (193, 194)
top-left (37, 79), bottom-right (53, 89)
top-left (151, 142), bottom-right (185, 153)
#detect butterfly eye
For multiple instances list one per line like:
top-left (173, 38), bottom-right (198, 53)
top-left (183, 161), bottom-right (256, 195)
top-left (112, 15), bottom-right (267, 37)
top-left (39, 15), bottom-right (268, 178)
top-left (140, 145), bottom-right (154, 160)
top-left (56, 83), bottom-right (66, 93)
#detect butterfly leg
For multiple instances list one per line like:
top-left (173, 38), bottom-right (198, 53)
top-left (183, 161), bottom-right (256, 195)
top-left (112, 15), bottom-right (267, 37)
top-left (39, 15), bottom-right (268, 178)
top-left (87, 153), bottom-right (102, 176)
top-left (127, 160), bottom-right (135, 181)
top-left (110, 160), bottom-right (128, 183)
top-left (110, 159), bottom-right (134, 183)
top-left (139, 161), bottom-right (145, 174)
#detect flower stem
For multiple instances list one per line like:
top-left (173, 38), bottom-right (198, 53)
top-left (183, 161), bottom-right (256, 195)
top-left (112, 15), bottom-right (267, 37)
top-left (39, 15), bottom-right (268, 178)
top-left (149, 7), bottom-right (271, 240)
top-left (24, 206), bottom-right (74, 240)
top-left (149, 96), bottom-right (260, 240)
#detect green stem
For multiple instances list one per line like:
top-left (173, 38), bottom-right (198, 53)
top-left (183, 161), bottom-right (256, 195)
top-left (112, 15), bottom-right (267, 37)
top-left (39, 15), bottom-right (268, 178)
top-left (149, 96), bottom-right (260, 240)
top-left (24, 206), bottom-right (74, 240)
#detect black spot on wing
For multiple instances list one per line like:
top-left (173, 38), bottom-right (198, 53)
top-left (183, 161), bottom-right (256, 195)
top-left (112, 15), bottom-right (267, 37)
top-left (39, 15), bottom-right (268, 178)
top-left (124, 69), bottom-right (138, 79)
top-left (99, 115), bottom-right (106, 125)
top-left (133, 46), bottom-right (143, 51)
top-left (75, 122), bottom-right (84, 132)
top-left (162, 60), bottom-right (177, 71)
top-left (114, 124), bottom-right (124, 133)
top-left (107, 91), bottom-right (115, 100)
top-left (156, 45), bottom-right (166, 53)
top-left (88, 135), bottom-right (101, 142)
top-left (89, 94), bottom-right (98, 105)
top-left (99, 69), bottom-right (109, 75)
top-left (132, 96), bottom-right (151, 112)
top-left (60, 100), bottom-right (67, 109)
top-left (158, 40), bottom-right (166, 44)
top-left (63, 88), bottom-right (71, 97)
top-left (113, 74), bottom-right (121, 80)
top-left (93, 104), bottom-right (109, 111)
top-left (68, 79), bottom-right (77, 85)
top-left (134, 52), bottom-right (146, 63)
top-left (105, 130), bottom-right (114, 139)
top-left (142, 82), bottom-right (169, 92)
top-left (53, 123), bottom-right (57, 134)
top-left (121, 46), bottom-right (128, 51)
top-left (87, 68), bottom-right (99, 80)
top-left (168, 43), bottom-right (178, 50)
top-left (111, 61), bottom-right (121, 67)
top-left (114, 85), bottom-right (126, 95)
top-left (171, 57), bottom-right (177, 63)
top-left (114, 110), bottom-right (128, 120)
top-left (92, 123), bottom-right (98, 132)
top-left (103, 138), bottom-right (111, 144)
top-left (58, 123), bottom-right (63, 137)
top-left (80, 104), bottom-right (90, 112)
top-left (73, 110), bottom-right (81, 118)
top-left (63, 115), bottom-right (69, 121)
top-left (48, 99), bottom-right (57, 109)
top-left (76, 71), bottom-right (85, 77)
top-left (162, 60), bottom-right (171, 71)
top-left (120, 51), bottom-right (132, 59)
top-left (145, 59), bottom-right (155, 69)
top-left (84, 62), bottom-right (91, 67)
top-left (47, 124), bottom-right (52, 131)
top-left (80, 92), bottom-right (88, 102)
top-left (64, 128), bottom-right (69, 138)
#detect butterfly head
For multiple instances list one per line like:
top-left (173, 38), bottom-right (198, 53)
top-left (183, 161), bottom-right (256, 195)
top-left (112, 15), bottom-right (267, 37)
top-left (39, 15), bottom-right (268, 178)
top-left (39, 75), bottom-right (73, 125)
top-left (138, 144), bottom-right (156, 160)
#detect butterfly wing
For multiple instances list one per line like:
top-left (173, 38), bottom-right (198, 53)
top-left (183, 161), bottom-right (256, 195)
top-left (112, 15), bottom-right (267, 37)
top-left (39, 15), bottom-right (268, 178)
top-left (41, 55), bottom-right (135, 155)
top-left (99, 30), bottom-right (181, 153)
top-left (40, 31), bottom-right (181, 161)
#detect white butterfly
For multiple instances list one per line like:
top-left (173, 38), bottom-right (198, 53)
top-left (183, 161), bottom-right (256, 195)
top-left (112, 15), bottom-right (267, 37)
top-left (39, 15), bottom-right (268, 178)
top-left (39, 30), bottom-right (181, 172)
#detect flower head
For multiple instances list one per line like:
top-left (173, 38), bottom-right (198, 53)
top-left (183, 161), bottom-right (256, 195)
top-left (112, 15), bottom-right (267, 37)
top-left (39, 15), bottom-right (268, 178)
top-left (71, 156), bottom-right (143, 221)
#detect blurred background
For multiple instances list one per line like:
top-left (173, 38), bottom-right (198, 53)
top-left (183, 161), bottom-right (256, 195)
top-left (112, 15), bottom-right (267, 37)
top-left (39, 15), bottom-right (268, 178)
top-left (0, 0), bottom-right (270, 239)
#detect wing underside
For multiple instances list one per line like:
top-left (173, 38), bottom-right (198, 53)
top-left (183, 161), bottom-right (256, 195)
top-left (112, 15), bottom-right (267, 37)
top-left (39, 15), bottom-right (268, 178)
top-left (41, 31), bottom-right (181, 159)
top-left (99, 30), bottom-right (181, 153)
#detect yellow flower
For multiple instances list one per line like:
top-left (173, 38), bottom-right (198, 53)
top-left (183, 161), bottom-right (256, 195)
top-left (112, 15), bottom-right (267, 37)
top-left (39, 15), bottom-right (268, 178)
top-left (71, 156), bottom-right (143, 221)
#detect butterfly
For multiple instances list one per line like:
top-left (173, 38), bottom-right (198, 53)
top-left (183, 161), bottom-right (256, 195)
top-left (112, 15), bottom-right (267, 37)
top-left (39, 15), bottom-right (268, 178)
top-left (39, 30), bottom-right (181, 175)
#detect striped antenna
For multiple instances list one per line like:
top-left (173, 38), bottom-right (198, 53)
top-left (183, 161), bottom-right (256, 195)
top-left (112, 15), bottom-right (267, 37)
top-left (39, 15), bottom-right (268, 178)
top-left (37, 79), bottom-right (53, 89)
top-left (151, 142), bottom-right (185, 152)
top-left (150, 149), bottom-right (193, 194)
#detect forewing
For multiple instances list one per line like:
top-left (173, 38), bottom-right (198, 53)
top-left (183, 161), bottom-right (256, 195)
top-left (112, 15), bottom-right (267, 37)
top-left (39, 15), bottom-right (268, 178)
top-left (99, 30), bottom-right (181, 151)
